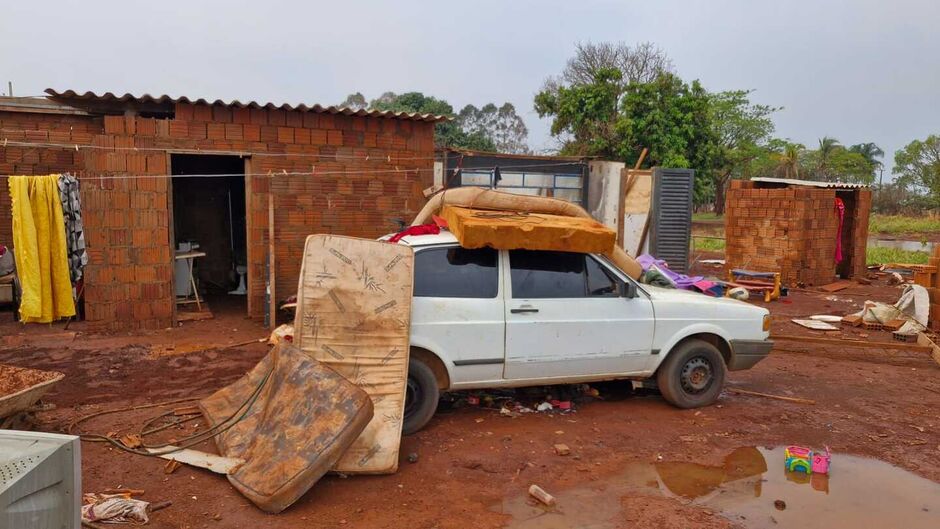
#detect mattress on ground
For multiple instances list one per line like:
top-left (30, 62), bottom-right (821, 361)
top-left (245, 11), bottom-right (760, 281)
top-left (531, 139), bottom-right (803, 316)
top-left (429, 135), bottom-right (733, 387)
top-left (293, 234), bottom-right (414, 474)
top-left (199, 343), bottom-right (373, 513)
top-left (442, 205), bottom-right (616, 254)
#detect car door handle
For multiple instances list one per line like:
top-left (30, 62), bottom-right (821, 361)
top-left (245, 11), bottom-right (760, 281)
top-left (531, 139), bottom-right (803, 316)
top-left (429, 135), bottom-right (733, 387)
top-left (510, 307), bottom-right (539, 314)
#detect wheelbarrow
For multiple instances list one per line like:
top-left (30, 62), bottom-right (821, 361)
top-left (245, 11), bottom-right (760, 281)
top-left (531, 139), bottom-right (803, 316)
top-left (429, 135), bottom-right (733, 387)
top-left (0, 364), bottom-right (64, 429)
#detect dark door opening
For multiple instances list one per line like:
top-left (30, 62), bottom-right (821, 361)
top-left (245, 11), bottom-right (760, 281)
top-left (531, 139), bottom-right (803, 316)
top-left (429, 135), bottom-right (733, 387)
top-left (170, 154), bottom-right (247, 317)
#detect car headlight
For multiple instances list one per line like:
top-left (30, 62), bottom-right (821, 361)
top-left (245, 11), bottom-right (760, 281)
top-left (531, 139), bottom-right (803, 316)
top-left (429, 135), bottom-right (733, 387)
top-left (762, 314), bottom-right (771, 332)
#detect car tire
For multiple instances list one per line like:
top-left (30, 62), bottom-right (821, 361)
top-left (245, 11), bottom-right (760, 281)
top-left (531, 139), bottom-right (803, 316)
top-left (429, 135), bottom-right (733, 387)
top-left (656, 339), bottom-right (726, 409)
top-left (402, 357), bottom-right (439, 435)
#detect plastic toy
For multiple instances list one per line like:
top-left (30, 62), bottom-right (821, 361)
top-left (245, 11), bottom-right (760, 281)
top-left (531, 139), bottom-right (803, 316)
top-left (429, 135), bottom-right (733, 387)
top-left (784, 445), bottom-right (831, 475)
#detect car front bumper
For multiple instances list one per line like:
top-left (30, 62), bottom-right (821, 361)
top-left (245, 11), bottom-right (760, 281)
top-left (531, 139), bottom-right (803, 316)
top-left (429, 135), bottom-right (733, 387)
top-left (727, 339), bottom-right (773, 371)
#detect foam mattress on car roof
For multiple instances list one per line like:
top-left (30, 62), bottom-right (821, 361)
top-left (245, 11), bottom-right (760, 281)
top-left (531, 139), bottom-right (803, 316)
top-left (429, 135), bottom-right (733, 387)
top-left (293, 234), bottom-right (414, 474)
top-left (441, 205), bottom-right (616, 254)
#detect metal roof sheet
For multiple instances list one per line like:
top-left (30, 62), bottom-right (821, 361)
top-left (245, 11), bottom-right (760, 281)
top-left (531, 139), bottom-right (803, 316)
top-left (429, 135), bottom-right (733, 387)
top-left (43, 88), bottom-right (450, 122)
top-left (751, 177), bottom-right (869, 189)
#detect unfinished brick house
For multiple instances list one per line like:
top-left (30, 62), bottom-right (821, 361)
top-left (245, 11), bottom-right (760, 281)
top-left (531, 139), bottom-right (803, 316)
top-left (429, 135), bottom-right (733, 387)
top-left (724, 177), bottom-right (871, 286)
top-left (0, 90), bottom-right (442, 330)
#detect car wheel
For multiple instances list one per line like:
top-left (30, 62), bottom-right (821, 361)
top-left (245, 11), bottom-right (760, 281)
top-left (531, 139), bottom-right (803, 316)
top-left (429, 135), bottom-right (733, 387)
top-left (402, 357), bottom-right (439, 435)
top-left (656, 339), bottom-right (726, 409)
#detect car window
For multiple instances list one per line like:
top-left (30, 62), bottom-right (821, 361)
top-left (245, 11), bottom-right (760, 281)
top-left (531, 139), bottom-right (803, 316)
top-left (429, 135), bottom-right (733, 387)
top-left (585, 256), bottom-right (620, 297)
top-left (413, 247), bottom-right (498, 298)
top-left (509, 250), bottom-right (623, 298)
top-left (509, 250), bottom-right (587, 298)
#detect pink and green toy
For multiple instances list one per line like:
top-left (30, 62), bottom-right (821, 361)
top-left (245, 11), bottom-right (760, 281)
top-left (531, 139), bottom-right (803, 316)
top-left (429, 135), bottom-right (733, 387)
top-left (785, 445), bottom-right (830, 474)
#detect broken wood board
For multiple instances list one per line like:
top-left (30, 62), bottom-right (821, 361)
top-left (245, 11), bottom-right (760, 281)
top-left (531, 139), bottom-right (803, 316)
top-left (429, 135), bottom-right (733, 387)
top-left (819, 280), bottom-right (856, 292)
top-left (442, 205), bottom-right (615, 254)
top-left (294, 235), bottom-right (414, 474)
top-left (621, 170), bottom-right (652, 256)
top-left (176, 309), bottom-right (213, 322)
top-left (726, 388), bottom-right (815, 405)
top-left (147, 446), bottom-right (244, 475)
top-left (791, 319), bottom-right (839, 331)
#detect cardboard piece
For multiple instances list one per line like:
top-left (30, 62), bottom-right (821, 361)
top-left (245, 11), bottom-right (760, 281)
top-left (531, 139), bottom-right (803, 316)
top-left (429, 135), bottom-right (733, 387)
top-left (293, 235), bottom-right (415, 474)
top-left (441, 205), bottom-right (616, 254)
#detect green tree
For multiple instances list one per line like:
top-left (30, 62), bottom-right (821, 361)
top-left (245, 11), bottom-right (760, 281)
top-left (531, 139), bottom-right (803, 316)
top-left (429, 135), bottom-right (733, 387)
top-left (774, 142), bottom-right (804, 179)
top-left (535, 69), bottom-right (718, 204)
top-left (366, 92), bottom-right (496, 151)
top-left (457, 103), bottom-right (530, 154)
top-left (338, 92), bottom-right (367, 110)
top-left (848, 142), bottom-right (884, 169)
top-left (708, 90), bottom-right (778, 213)
top-left (893, 135), bottom-right (940, 208)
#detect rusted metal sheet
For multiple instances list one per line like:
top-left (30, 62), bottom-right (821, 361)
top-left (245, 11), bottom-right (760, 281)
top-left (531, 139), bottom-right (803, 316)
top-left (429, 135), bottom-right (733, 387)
top-left (294, 235), bottom-right (414, 474)
top-left (199, 343), bottom-right (373, 513)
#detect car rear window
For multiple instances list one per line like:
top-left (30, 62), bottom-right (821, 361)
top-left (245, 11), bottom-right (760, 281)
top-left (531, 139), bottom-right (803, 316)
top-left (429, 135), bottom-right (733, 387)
top-left (413, 247), bottom-right (498, 298)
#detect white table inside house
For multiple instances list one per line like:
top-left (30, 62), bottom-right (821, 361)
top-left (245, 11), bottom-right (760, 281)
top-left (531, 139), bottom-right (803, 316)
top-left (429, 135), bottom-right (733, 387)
top-left (175, 250), bottom-right (207, 310)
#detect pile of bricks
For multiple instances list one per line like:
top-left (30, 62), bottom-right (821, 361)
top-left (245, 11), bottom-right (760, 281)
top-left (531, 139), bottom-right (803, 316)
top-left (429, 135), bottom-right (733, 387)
top-left (915, 246), bottom-right (940, 332)
top-left (0, 101), bottom-right (435, 330)
top-left (724, 180), bottom-right (870, 286)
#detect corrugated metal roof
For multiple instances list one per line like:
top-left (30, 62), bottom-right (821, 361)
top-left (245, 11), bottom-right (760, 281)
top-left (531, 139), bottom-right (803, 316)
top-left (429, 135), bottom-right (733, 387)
top-left (751, 177), bottom-right (869, 189)
top-left (43, 88), bottom-right (450, 122)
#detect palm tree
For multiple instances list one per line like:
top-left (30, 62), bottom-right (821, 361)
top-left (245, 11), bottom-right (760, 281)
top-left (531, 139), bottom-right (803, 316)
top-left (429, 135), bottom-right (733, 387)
top-left (848, 142), bottom-right (884, 169)
top-left (774, 143), bottom-right (802, 179)
top-left (814, 136), bottom-right (843, 180)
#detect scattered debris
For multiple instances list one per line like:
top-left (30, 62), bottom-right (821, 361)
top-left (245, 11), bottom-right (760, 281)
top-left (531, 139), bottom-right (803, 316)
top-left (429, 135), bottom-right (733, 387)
top-left (163, 459), bottom-right (182, 475)
top-left (808, 315), bottom-right (843, 323)
top-left (81, 493), bottom-right (150, 525)
top-left (553, 444), bottom-right (571, 456)
top-left (528, 484), bottom-right (556, 507)
top-left (536, 402), bottom-right (553, 412)
top-left (791, 319), bottom-right (839, 331)
top-left (407, 452), bottom-right (419, 464)
top-left (774, 499), bottom-right (787, 510)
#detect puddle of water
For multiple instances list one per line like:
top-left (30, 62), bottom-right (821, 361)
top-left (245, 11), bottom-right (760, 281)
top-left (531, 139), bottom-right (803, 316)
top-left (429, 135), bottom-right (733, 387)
top-left (496, 447), bottom-right (940, 529)
top-left (868, 237), bottom-right (935, 253)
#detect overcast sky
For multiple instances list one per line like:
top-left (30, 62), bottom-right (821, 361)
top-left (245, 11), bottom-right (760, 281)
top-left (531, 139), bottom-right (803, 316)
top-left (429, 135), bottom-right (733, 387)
top-left (3, 0), bottom-right (938, 176)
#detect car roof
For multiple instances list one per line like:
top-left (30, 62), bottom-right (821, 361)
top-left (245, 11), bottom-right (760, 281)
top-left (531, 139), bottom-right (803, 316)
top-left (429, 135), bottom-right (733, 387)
top-left (380, 231), bottom-right (460, 247)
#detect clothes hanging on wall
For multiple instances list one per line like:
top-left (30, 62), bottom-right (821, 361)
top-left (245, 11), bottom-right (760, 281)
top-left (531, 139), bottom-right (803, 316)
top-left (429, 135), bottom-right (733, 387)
top-left (58, 173), bottom-right (88, 282)
top-left (8, 174), bottom-right (76, 323)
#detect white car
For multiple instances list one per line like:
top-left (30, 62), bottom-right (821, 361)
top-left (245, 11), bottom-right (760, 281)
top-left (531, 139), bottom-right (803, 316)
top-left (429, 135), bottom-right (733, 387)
top-left (391, 232), bottom-right (772, 434)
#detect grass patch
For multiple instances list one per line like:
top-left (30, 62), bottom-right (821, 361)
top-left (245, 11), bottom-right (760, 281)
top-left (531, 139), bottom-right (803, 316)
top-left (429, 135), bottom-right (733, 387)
top-left (869, 214), bottom-right (940, 235)
top-left (693, 212), bottom-right (722, 221)
top-left (866, 246), bottom-right (929, 265)
top-left (693, 237), bottom-right (726, 252)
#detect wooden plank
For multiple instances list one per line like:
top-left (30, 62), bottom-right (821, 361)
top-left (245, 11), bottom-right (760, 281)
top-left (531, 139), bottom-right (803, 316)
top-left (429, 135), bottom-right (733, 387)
top-left (268, 190), bottom-right (276, 329)
top-left (819, 280), bottom-right (855, 292)
top-left (772, 334), bottom-right (932, 353)
top-left (916, 332), bottom-right (940, 367)
top-left (726, 388), bottom-right (816, 405)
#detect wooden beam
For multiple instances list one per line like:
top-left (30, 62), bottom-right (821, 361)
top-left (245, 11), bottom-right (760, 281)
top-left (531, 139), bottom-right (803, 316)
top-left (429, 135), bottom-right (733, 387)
top-left (268, 190), bottom-right (276, 329)
top-left (917, 332), bottom-right (940, 367)
top-left (726, 388), bottom-right (815, 405)
top-left (634, 147), bottom-right (649, 170)
top-left (772, 334), bottom-right (932, 353)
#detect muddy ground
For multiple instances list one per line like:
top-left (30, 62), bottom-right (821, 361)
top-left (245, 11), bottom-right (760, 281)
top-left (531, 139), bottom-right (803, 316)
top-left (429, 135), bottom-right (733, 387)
top-left (1, 279), bottom-right (939, 529)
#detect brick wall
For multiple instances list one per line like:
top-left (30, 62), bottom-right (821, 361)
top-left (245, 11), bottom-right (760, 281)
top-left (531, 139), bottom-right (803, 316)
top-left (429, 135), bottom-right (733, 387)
top-left (0, 103), bottom-right (435, 330)
top-left (724, 181), bottom-right (869, 286)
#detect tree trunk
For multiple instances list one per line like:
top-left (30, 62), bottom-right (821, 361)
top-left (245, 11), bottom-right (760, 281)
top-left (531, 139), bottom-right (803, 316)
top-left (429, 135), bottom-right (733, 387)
top-left (713, 174), bottom-right (730, 215)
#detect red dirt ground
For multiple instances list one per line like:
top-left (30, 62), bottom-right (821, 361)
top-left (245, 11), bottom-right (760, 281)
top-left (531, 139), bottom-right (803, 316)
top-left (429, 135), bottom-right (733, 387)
top-left (1, 279), bottom-right (938, 529)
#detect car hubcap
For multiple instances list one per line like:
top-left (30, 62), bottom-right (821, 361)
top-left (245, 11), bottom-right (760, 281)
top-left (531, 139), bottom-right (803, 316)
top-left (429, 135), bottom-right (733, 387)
top-left (680, 356), bottom-right (713, 394)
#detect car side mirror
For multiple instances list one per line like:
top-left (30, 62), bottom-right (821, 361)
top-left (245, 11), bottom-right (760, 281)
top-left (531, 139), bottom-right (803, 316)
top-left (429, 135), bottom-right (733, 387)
top-left (621, 281), bottom-right (637, 299)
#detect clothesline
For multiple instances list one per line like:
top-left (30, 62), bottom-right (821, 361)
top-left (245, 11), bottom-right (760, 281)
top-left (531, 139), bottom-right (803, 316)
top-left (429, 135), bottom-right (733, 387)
top-left (0, 161), bottom-right (586, 181)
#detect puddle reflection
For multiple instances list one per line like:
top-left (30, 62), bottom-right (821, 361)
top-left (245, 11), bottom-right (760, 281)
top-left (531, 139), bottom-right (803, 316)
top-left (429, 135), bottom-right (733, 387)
top-left (497, 447), bottom-right (940, 529)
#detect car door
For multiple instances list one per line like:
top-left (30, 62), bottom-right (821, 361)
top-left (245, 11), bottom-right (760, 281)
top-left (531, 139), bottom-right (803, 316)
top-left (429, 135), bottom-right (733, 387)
top-left (410, 245), bottom-right (506, 385)
top-left (503, 249), bottom-right (655, 380)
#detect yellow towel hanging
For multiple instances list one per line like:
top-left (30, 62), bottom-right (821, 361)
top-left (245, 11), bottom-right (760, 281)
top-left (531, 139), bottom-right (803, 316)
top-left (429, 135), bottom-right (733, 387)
top-left (9, 174), bottom-right (76, 323)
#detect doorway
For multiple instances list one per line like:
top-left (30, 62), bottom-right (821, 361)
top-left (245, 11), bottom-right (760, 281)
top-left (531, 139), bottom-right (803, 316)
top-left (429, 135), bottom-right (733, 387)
top-left (170, 154), bottom-right (247, 317)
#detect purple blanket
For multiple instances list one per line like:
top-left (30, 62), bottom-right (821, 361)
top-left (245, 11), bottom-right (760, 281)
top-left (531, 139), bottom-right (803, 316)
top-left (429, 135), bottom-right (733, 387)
top-left (636, 254), bottom-right (703, 289)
